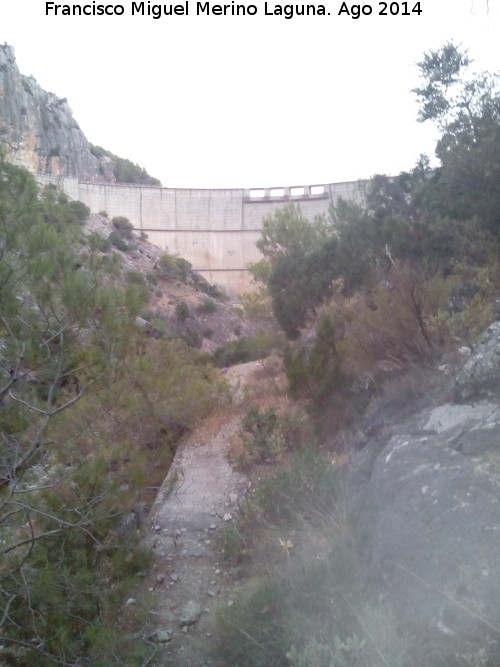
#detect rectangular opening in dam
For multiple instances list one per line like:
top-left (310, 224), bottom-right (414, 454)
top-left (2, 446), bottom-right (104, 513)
top-left (290, 186), bottom-right (305, 197)
top-left (310, 185), bottom-right (325, 195)
top-left (249, 189), bottom-right (266, 198)
top-left (270, 188), bottom-right (285, 197)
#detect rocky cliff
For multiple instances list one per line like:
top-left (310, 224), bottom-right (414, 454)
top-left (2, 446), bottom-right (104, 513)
top-left (348, 322), bottom-right (500, 663)
top-left (1, 44), bottom-right (136, 183)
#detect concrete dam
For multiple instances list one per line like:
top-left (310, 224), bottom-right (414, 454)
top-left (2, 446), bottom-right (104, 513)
top-left (46, 177), bottom-right (365, 295)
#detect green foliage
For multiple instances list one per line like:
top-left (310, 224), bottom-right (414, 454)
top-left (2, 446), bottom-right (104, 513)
top-left (240, 407), bottom-right (286, 463)
top-left (412, 42), bottom-right (472, 125)
top-left (0, 156), bottom-right (153, 664)
top-left (268, 238), bottom-right (339, 338)
top-left (112, 215), bottom-right (134, 238)
top-left (194, 279), bottom-right (224, 298)
top-left (251, 204), bottom-right (338, 337)
top-left (254, 54), bottom-right (500, 340)
top-left (87, 230), bottom-right (111, 253)
top-left (68, 199), bottom-right (90, 221)
top-left (412, 42), bottom-right (500, 233)
top-left (175, 300), bottom-right (190, 321)
top-left (256, 203), bottom-right (329, 263)
top-left (109, 229), bottom-right (128, 251)
top-left (197, 297), bottom-right (218, 314)
top-left (91, 145), bottom-right (161, 185)
top-left (238, 408), bottom-right (311, 466)
top-left (213, 330), bottom-right (282, 367)
top-left (101, 250), bottom-right (123, 275)
top-left (126, 269), bottom-right (147, 287)
top-left (251, 447), bottom-right (341, 523)
top-left (158, 251), bottom-right (192, 282)
top-left (0, 155), bottom-right (226, 664)
top-left (39, 185), bottom-right (89, 235)
top-left (284, 315), bottom-right (348, 434)
top-left (145, 271), bottom-right (157, 285)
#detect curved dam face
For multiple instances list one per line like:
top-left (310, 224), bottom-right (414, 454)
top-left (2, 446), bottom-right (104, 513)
top-left (41, 178), bottom-right (365, 295)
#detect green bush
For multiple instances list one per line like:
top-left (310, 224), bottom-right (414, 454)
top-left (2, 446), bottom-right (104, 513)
top-left (175, 301), bottom-right (190, 321)
top-left (87, 230), bottom-right (111, 253)
top-left (240, 407), bottom-right (286, 463)
top-left (109, 230), bottom-right (128, 252)
top-left (197, 298), bottom-right (218, 314)
top-left (98, 209), bottom-right (108, 218)
top-left (126, 270), bottom-right (147, 287)
top-left (112, 215), bottom-right (134, 238)
top-left (196, 280), bottom-right (223, 298)
top-left (68, 199), bottom-right (90, 221)
top-left (158, 252), bottom-right (192, 282)
top-left (181, 326), bottom-right (202, 348)
top-left (214, 330), bottom-right (282, 368)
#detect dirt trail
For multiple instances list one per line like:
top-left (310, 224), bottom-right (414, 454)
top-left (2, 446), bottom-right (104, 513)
top-left (140, 360), bottom-right (268, 666)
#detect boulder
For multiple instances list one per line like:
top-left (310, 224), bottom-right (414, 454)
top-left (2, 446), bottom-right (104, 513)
top-left (348, 324), bottom-right (500, 663)
top-left (454, 321), bottom-right (500, 402)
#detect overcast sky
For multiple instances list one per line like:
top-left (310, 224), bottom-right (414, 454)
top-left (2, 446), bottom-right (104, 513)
top-left (2, 0), bottom-right (499, 188)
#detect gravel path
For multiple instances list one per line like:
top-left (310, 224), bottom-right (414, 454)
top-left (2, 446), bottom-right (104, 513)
top-left (140, 362), bottom-right (262, 666)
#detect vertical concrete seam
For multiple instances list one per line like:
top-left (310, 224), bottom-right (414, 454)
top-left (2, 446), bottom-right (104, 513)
top-left (140, 186), bottom-right (143, 231)
top-left (174, 188), bottom-right (178, 231)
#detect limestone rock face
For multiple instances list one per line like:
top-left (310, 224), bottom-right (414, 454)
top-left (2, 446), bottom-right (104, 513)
top-left (454, 321), bottom-right (500, 402)
top-left (0, 44), bottom-right (114, 182)
top-left (348, 327), bottom-right (500, 661)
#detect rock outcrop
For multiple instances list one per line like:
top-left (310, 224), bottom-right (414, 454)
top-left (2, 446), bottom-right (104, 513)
top-left (0, 44), bottom-right (114, 182)
top-left (348, 324), bottom-right (500, 663)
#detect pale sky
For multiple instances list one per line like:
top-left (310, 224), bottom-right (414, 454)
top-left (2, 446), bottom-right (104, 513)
top-left (2, 0), bottom-right (499, 188)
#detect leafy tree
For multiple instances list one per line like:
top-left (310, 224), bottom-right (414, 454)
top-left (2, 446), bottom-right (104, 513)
top-left (0, 156), bottom-right (154, 663)
top-left (251, 204), bottom-right (342, 338)
top-left (268, 238), bottom-right (339, 339)
top-left (413, 42), bottom-right (500, 232)
top-left (256, 203), bottom-right (329, 262)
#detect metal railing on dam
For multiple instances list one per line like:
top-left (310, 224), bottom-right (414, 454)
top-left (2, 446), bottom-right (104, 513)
top-left (37, 176), bottom-right (366, 295)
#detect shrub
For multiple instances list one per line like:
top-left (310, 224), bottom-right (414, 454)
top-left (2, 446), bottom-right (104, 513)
top-left (109, 230), bottom-right (128, 252)
top-left (158, 252), bottom-right (192, 282)
top-left (126, 270), bottom-right (147, 287)
top-left (98, 209), bottom-right (108, 218)
top-left (145, 272), bottom-right (157, 286)
top-left (87, 230), bottom-right (111, 253)
top-left (112, 216), bottom-right (134, 238)
top-left (181, 326), bottom-right (202, 348)
top-left (68, 199), bottom-right (90, 221)
top-left (238, 408), bottom-right (310, 465)
top-left (240, 407), bottom-right (285, 463)
top-left (214, 331), bottom-right (282, 368)
top-left (175, 301), bottom-right (190, 321)
top-left (197, 298), bottom-right (218, 314)
top-left (102, 251), bottom-right (123, 275)
top-left (196, 281), bottom-right (223, 298)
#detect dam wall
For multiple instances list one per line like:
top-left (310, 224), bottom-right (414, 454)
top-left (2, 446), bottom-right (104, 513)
top-left (40, 177), bottom-right (365, 295)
